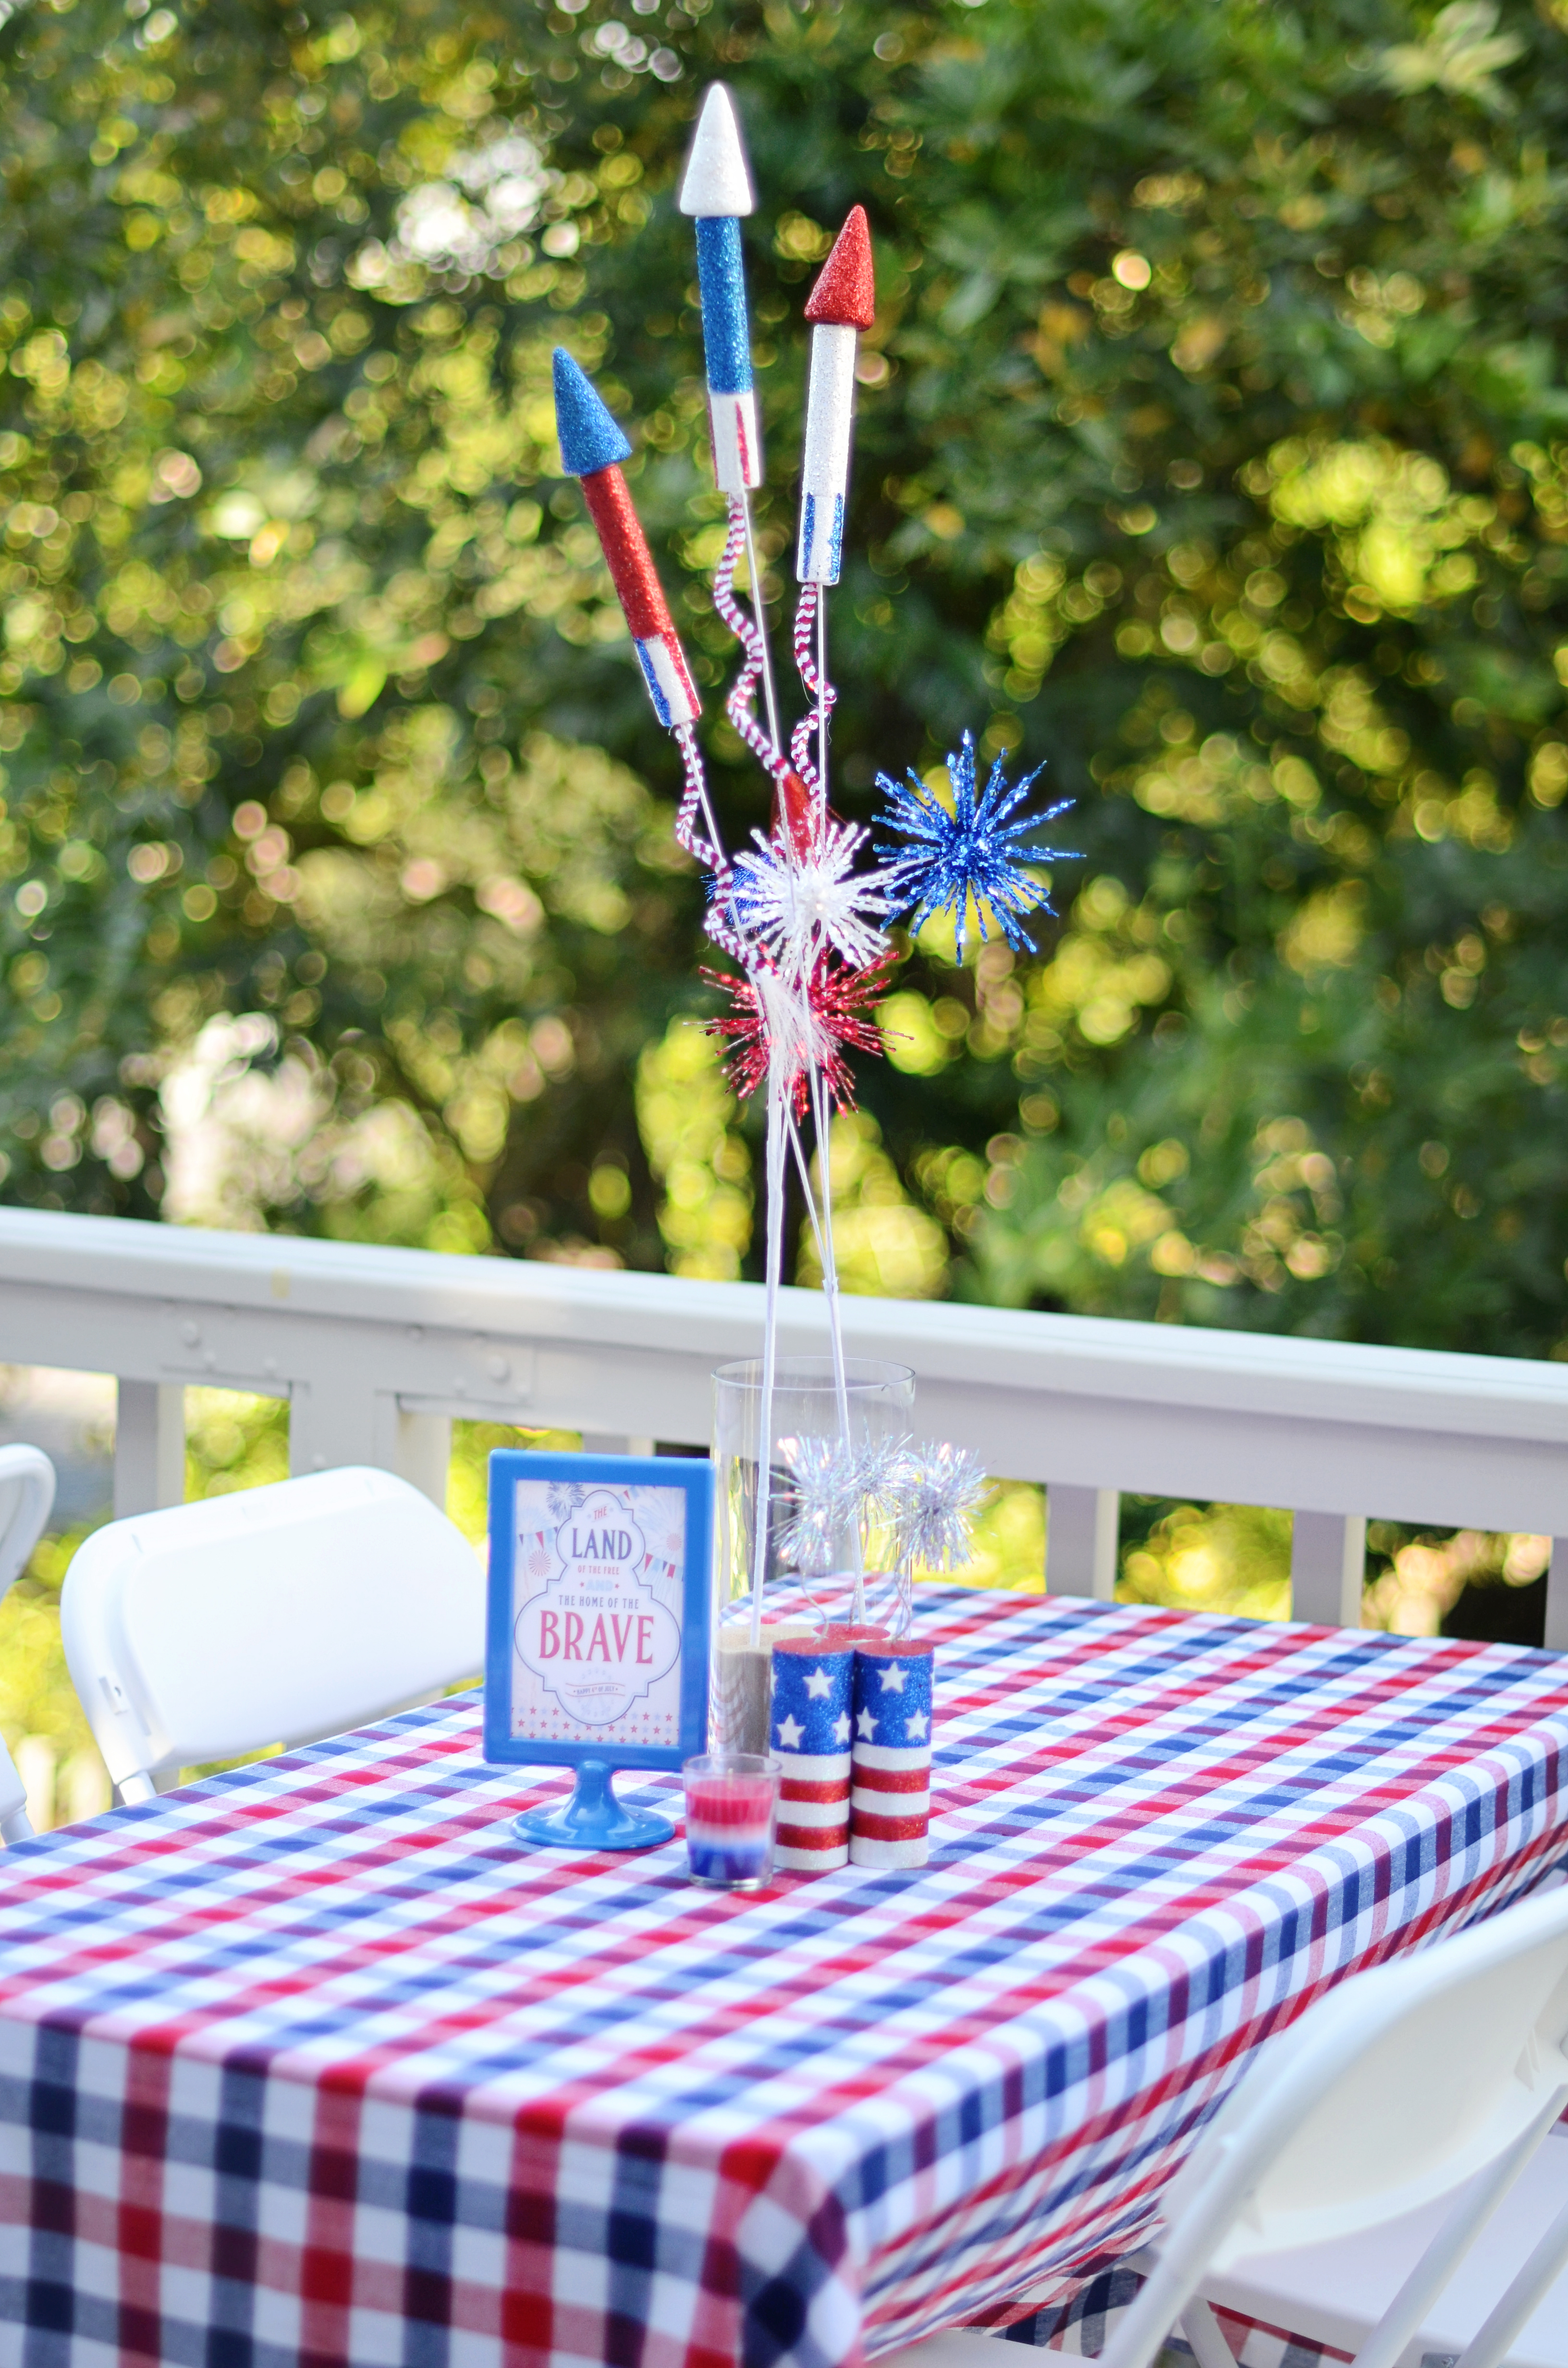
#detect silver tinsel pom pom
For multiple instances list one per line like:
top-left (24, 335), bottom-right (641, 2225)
top-left (775, 1432), bottom-right (986, 1577)
top-left (886, 1440), bottom-right (988, 1572)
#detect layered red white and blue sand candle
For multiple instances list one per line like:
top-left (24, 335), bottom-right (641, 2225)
top-left (771, 1635), bottom-right (854, 1873)
top-left (849, 1639), bottom-right (933, 1869)
top-left (551, 348), bottom-right (701, 730)
top-left (684, 1764), bottom-right (777, 1887)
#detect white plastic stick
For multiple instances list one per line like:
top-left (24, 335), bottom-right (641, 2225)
top-left (809, 1060), bottom-right (863, 1610)
top-left (748, 1074), bottom-right (788, 1649)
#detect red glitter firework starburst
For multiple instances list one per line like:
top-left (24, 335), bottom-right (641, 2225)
top-left (703, 952), bottom-right (896, 1115)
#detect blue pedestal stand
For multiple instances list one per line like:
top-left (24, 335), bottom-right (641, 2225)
top-left (511, 1758), bottom-right (676, 1851)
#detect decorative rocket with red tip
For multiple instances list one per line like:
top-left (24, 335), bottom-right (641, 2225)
top-left (552, 348), bottom-right (700, 730)
top-left (796, 207), bottom-right (876, 586)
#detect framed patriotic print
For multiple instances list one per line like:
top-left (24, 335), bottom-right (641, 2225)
top-left (484, 1449), bottom-right (712, 1774)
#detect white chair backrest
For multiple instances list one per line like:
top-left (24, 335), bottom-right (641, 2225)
top-left (1099, 1881), bottom-right (1568, 2368)
top-left (1167, 1880), bottom-right (1568, 2269)
top-left (61, 1466), bottom-right (484, 1796)
top-left (0, 1739), bottom-right (29, 1845)
top-left (0, 1443), bottom-right (56, 1842)
top-left (0, 1443), bottom-right (56, 1602)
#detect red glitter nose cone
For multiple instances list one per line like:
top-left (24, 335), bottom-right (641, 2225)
top-left (805, 206), bottom-right (876, 331)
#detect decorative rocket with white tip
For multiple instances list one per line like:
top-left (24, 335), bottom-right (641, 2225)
top-left (797, 206), bottom-right (876, 586)
top-left (678, 84), bottom-right (762, 497)
top-left (552, 348), bottom-right (700, 730)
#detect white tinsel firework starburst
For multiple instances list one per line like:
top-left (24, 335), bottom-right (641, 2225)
top-left (727, 817), bottom-right (895, 981)
top-left (887, 1441), bottom-right (988, 1572)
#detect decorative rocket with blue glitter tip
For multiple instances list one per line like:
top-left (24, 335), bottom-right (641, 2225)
top-left (678, 84), bottom-right (763, 498)
top-left (551, 348), bottom-right (701, 731)
top-left (876, 730), bottom-right (1078, 961)
top-left (797, 207), bottom-right (876, 587)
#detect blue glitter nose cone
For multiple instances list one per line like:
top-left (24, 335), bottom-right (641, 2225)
top-left (552, 349), bottom-right (633, 478)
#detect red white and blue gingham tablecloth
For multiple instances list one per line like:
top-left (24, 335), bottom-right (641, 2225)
top-left (2, 1591), bottom-right (1568, 2368)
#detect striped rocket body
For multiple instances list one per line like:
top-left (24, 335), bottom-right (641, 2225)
top-left (771, 1636), bottom-right (854, 1873)
top-left (849, 1639), bottom-right (933, 1870)
top-left (797, 324), bottom-right (856, 586)
top-left (552, 347), bottom-right (700, 731)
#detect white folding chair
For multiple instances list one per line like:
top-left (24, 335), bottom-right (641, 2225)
top-left (61, 1465), bottom-right (484, 1804)
top-left (882, 1878), bottom-right (1568, 2368)
top-left (0, 1442), bottom-right (58, 1843)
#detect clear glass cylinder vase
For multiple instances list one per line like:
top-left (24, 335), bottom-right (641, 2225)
top-left (710, 1355), bottom-right (915, 1752)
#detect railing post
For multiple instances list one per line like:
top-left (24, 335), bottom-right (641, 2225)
top-left (1545, 1541), bottom-right (1568, 1652)
top-left (1290, 1511), bottom-right (1367, 1628)
top-left (288, 1382), bottom-right (378, 1478)
top-left (114, 1382), bottom-right (185, 1517)
top-left (290, 1386), bottom-right (452, 1509)
top-left (1046, 1485), bottom-right (1119, 1599)
top-left (391, 1411), bottom-right (453, 1509)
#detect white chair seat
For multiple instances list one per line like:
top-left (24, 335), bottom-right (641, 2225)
top-left (1206, 2129), bottom-right (1568, 2368)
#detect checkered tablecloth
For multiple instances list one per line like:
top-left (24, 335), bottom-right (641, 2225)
top-left (3, 1593), bottom-right (1568, 2368)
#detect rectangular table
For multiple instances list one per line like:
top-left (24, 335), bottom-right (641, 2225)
top-left (2, 1592), bottom-right (1568, 2368)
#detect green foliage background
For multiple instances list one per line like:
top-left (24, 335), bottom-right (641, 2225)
top-left (2, 0), bottom-right (1567, 1339)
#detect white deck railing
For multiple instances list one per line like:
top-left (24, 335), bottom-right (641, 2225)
top-left (0, 1206), bottom-right (1564, 1645)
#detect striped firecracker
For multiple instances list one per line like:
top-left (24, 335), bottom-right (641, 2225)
top-left (770, 1636), bottom-right (854, 1873)
top-left (849, 1638), bottom-right (933, 1868)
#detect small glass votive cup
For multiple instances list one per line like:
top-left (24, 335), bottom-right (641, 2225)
top-left (683, 1752), bottom-right (779, 1890)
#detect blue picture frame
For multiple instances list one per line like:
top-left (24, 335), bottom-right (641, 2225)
top-left (484, 1449), bottom-right (712, 1776)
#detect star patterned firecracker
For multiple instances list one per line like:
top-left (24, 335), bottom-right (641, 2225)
top-left (771, 1636), bottom-right (854, 1873)
top-left (876, 729), bottom-right (1078, 961)
top-left (849, 1639), bottom-right (934, 1869)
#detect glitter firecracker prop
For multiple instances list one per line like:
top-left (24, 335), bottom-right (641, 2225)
top-left (770, 1636), bottom-right (854, 1873)
top-left (551, 350), bottom-right (700, 734)
top-left (552, 85), bottom-right (1077, 1667)
top-left (797, 206), bottom-right (875, 590)
top-left (849, 1639), bottom-right (933, 1869)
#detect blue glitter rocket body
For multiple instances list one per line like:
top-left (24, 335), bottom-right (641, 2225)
top-left (696, 218), bottom-right (753, 396)
top-left (679, 87), bottom-right (762, 496)
top-left (876, 731), bottom-right (1077, 961)
top-left (772, 1638), bottom-right (853, 1872)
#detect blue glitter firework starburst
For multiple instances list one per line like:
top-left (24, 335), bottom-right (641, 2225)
top-left (874, 731), bottom-right (1077, 960)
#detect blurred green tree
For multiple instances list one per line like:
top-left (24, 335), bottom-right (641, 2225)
top-left (0, 0), bottom-right (1565, 1362)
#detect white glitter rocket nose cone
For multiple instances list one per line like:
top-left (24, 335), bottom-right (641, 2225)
top-left (677, 84), bottom-right (756, 218)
